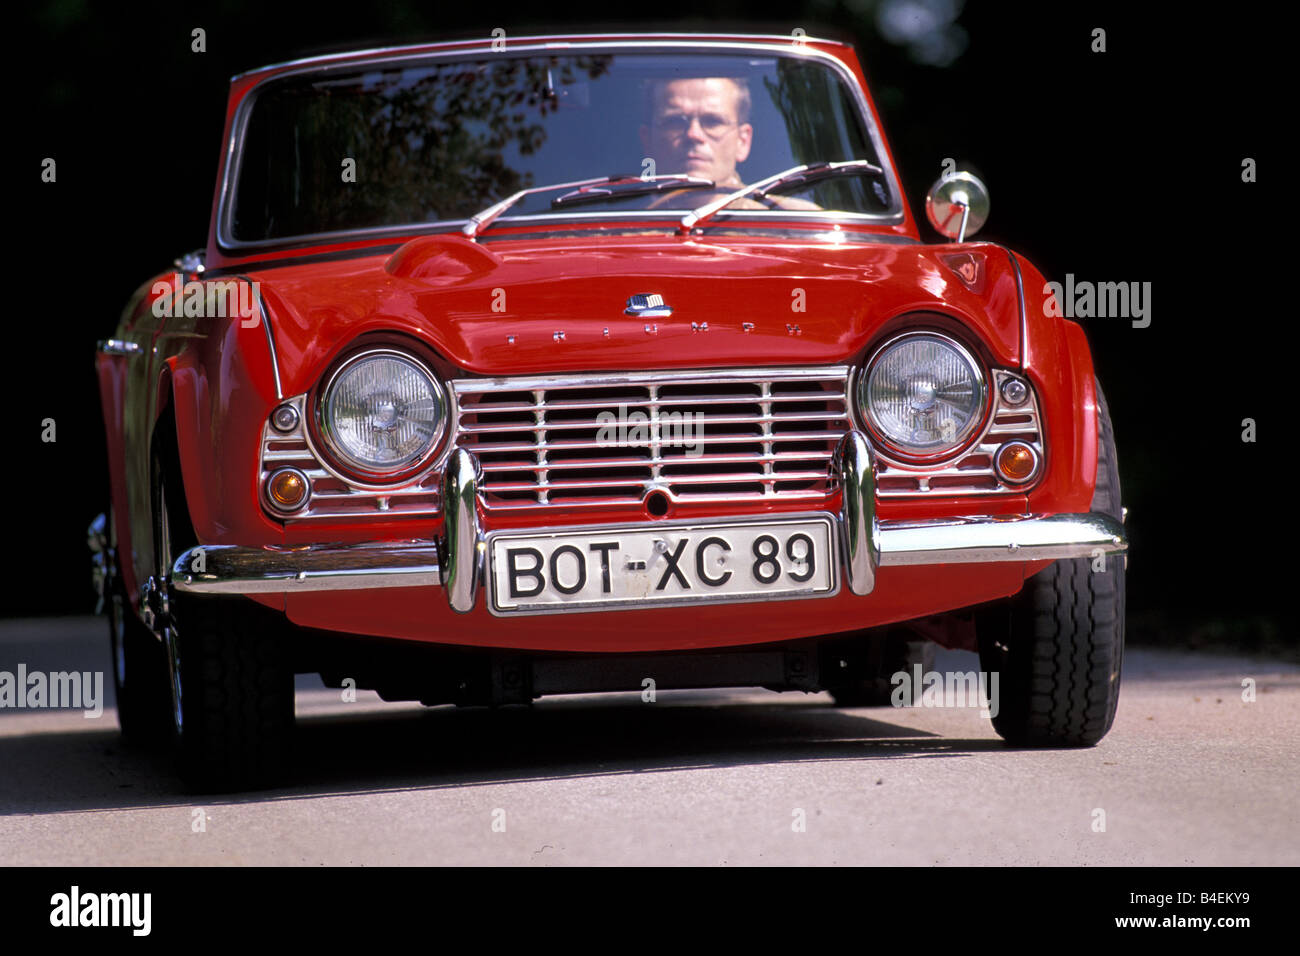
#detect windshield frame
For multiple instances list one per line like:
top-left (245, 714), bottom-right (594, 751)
top-left (215, 39), bottom-right (908, 253)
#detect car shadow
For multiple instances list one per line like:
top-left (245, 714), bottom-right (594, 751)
top-left (0, 690), bottom-right (1011, 815)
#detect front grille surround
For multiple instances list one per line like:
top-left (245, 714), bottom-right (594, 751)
top-left (257, 365), bottom-right (1046, 521)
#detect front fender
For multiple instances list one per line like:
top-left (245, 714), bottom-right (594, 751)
top-left (1017, 252), bottom-right (1099, 518)
top-left (134, 276), bottom-right (287, 609)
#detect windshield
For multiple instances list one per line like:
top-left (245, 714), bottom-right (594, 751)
top-left (227, 50), bottom-right (899, 245)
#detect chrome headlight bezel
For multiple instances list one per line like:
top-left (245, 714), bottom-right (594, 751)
top-left (315, 347), bottom-right (448, 483)
top-left (857, 330), bottom-right (989, 462)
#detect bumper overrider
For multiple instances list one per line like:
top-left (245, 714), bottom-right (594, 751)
top-left (156, 431), bottom-right (1126, 615)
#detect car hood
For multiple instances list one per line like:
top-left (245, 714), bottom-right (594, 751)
top-left (247, 232), bottom-right (1024, 395)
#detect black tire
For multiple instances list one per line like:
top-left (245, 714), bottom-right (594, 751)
top-left (105, 507), bottom-right (172, 744)
top-left (152, 422), bottom-right (295, 792)
top-left (827, 631), bottom-right (937, 707)
top-left (976, 378), bottom-right (1125, 746)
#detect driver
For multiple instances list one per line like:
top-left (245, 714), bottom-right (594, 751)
top-left (638, 77), bottom-right (819, 209)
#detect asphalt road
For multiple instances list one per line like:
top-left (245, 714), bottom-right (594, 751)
top-left (1, 615), bottom-right (1296, 865)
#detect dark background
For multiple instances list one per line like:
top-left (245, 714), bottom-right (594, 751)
top-left (10, 1), bottom-right (1287, 651)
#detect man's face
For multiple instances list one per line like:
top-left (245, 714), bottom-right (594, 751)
top-left (640, 78), bottom-right (753, 188)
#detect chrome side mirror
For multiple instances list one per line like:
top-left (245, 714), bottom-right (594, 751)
top-left (925, 171), bottom-right (989, 242)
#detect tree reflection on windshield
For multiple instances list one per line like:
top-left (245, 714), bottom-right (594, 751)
top-left (234, 56), bottom-right (612, 240)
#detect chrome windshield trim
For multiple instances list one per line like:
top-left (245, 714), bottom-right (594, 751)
top-left (229, 34), bottom-right (851, 82)
top-left (217, 39), bottom-right (906, 253)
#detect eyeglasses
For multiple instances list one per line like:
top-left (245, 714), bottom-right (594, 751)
top-left (654, 112), bottom-right (738, 139)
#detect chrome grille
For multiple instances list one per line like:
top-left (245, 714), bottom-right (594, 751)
top-left (450, 368), bottom-right (853, 508)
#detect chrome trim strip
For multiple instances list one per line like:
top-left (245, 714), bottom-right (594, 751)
top-left (832, 432), bottom-right (878, 595)
top-left (232, 276), bottom-right (283, 399)
top-left (217, 40), bottom-right (906, 252)
top-left (452, 365), bottom-right (852, 394)
top-left (877, 512), bottom-right (1126, 566)
top-left (97, 339), bottom-right (142, 356)
top-left (475, 226), bottom-right (920, 244)
top-left (171, 542), bottom-right (441, 593)
top-left (229, 33), bottom-right (851, 82)
top-left (1003, 247), bottom-right (1027, 371)
top-left (441, 448), bottom-right (484, 613)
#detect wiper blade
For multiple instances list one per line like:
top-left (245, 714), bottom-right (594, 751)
top-left (678, 160), bottom-right (885, 234)
top-left (551, 175), bottom-right (715, 208)
top-left (463, 174), bottom-right (715, 239)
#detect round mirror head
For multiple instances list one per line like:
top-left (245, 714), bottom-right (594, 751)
top-left (925, 171), bottom-right (990, 240)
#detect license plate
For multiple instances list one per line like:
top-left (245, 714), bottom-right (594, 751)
top-left (487, 515), bottom-right (838, 615)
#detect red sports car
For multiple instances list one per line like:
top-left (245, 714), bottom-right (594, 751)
top-left (91, 33), bottom-right (1127, 790)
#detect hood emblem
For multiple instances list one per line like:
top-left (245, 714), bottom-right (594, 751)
top-left (625, 293), bottom-right (673, 318)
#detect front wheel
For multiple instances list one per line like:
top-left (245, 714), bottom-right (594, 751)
top-left (976, 378), bottom-right (1125, 747)
top-left (153, 430), bottom-right (295, 792)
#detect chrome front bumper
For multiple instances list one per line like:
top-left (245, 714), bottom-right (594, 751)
top-left (168, 434), bottom-right (1127, 613)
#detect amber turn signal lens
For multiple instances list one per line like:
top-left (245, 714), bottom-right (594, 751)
top-left (995, 442), bottom-right (1038, 484)
top-left (267, 468), bottom-right (308, 511)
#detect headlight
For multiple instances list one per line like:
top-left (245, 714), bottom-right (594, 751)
top-left (318, 349), bottom-right (446, 477)
top-left (859, 332), bottom-right (986, 458)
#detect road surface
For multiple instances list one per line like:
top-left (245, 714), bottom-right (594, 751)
top-left (1, 616), bottom-right (1296, 865)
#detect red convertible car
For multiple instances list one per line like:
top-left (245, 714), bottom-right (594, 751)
top-left (91, 33), bottom-right (1127, 790)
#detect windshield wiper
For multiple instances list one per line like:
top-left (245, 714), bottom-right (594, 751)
top-left (551, 175), bottom-right (715, 208)
top-left (678, 160), bottom-right (885, 234)
top-left (463, 174), bottom-right (714, 239)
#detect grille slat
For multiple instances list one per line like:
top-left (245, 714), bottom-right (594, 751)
top-left (459, 391), bottom-right (840, 415)
top-left (457, 410), bottom-right (845, 435)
